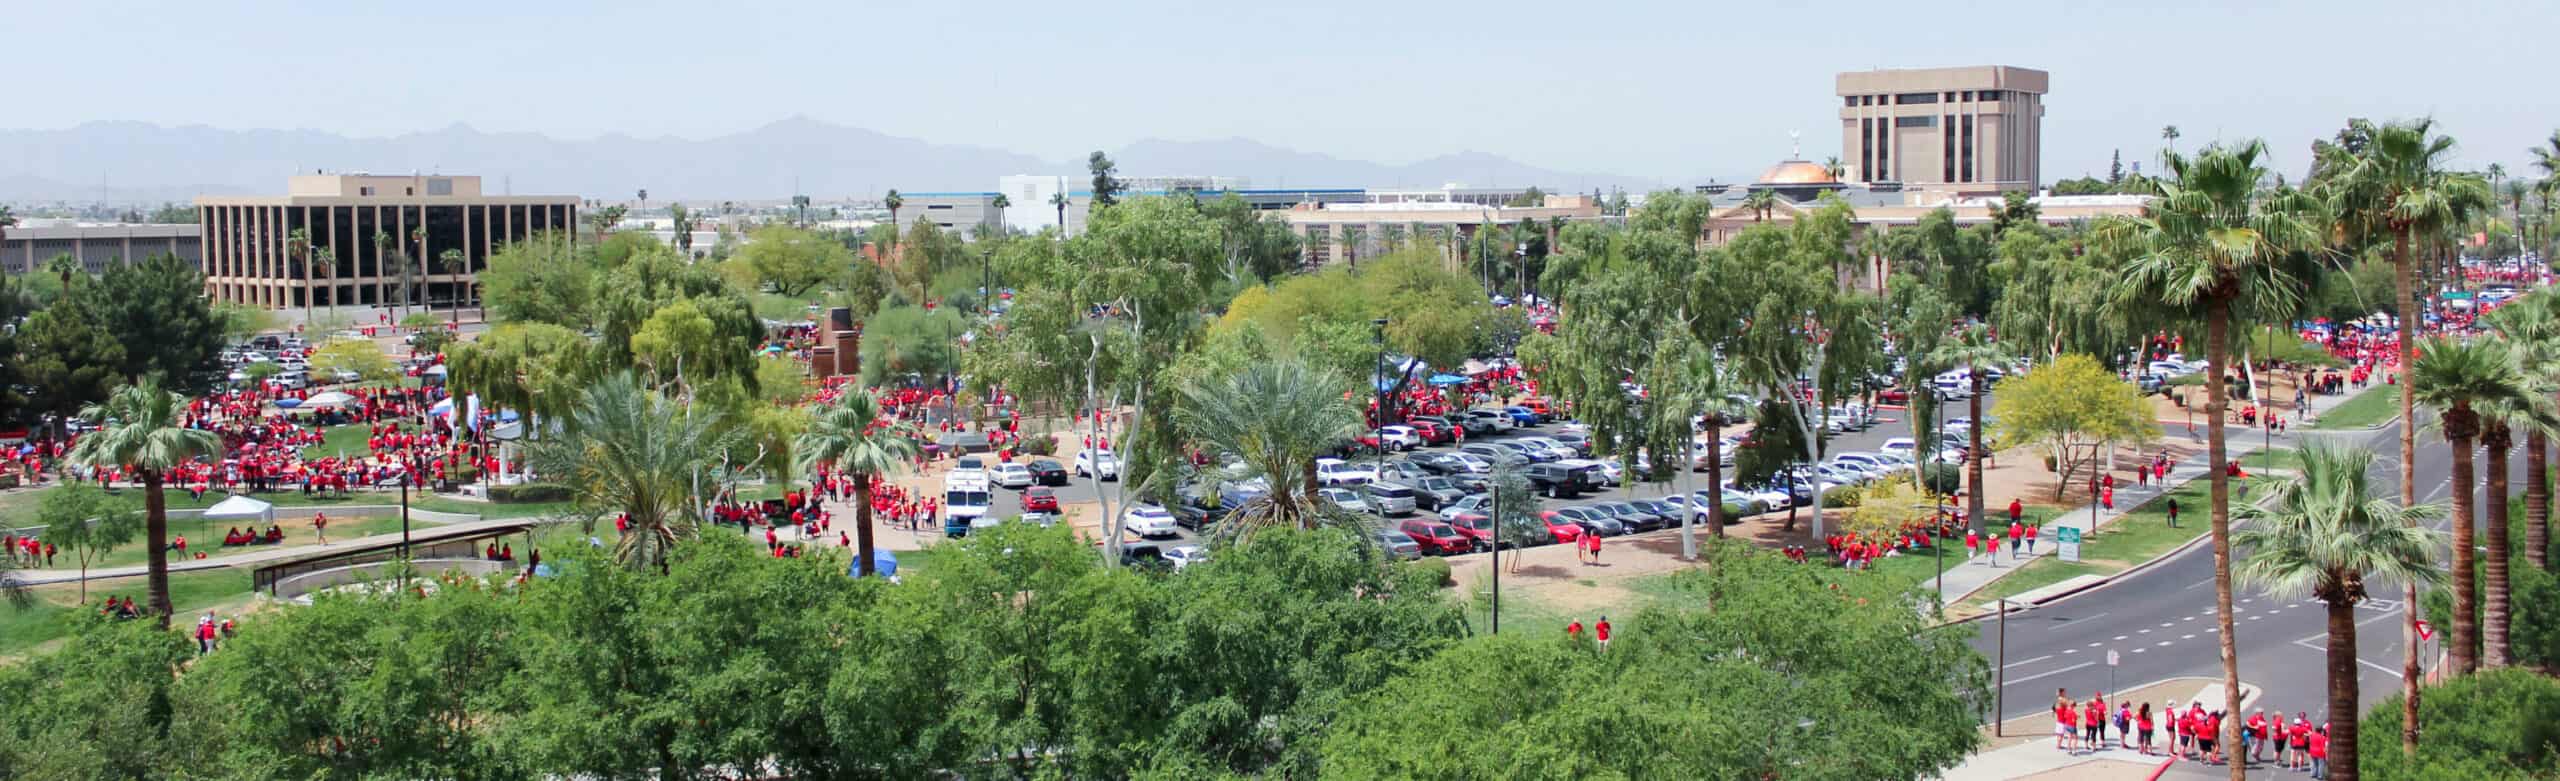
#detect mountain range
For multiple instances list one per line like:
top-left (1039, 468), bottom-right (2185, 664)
top-left (0, 118), bottom-right (1664, 203)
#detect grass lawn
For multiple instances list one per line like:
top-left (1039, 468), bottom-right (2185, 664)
top-left (2311, 385), bottom-right (2399, 430)
top-left (70, 514), bottom-right (414, 571)
top-left (0, 568), bottom-right (258, 658)
top-left (753, 292), bottom-right (822, 322)
top-left (1967, 479), bottom-right (2228, 604)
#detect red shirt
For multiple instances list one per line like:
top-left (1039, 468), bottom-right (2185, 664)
top-left (1565, 621), bottom-right (1583, 637)
top-left (2307, 731), bottom-right (2327, 759)
top-left (1595, 621), bottom-right (1611, 641)
top-left (2008, 523), bottom-right (2023, 540)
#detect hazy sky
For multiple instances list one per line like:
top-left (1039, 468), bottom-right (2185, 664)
top-left (11, 0), bottom-right (2556, 183)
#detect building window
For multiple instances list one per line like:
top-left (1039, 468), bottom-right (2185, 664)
top-left (1860, 118), bottom-right (1875, 182)
top-left (359, 186), bottom-right (375, 196)
top-left (1895, 92), bottom-right (1938, 105)
top-left (1944, 115), bottom-right (1957, 183)
top-left (1943, 91), bottom-right (1954, 101)
top-left (1843, 96), bottom-right (1857, 108)
top-left (927, 204), bottom-right (954, 210)
top-left (1961, 114), bottom-right (1976, 183)
top-left (427, 178), bottom-right (453, 196)
top-left (1896, 116), bottom-right (1935, 128)
top-left (404, 187), bottom-right (414, 196)
top-left (1979, 89), bottom-right (2003, 101)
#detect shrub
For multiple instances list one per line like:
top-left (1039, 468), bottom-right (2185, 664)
top-left (451, 465), bottom-right (481, 484)
top-left (2357, 667), bottom-right (2560, 780)
top-left (1408, 557), bottom-right (1454, 587)
top-left (490, 483), bottom-right (572, 504)
top-left (1019, 430), bottom-right (1059, 456)
top-left (1821, 486), bottom-right (1864, 509)
top-left (1920, 462), bottom-right (1962, 495)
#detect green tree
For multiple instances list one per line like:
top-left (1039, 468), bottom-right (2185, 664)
top-left (446, 323), bottom-right (595, 430)
top-left (1930, 324), bottom-right (2021, 518)
top-left (791, 387), bottom-right (918, 576)
top-left (439, 248), bottom-right (468, 326)
top-left (2101, 140), bottom-right (2325, 771)
top-left (1729, 197), bottom-right (1885, 536)
top-left (1088, 151), bottom-right (1124, 207)
top-left (2410, 334), bottom-right (2539, 674)
top-left (38, 485), bottom-right (140, 604)
top-left (91, 253), bottom-right (226, 392)
top-left (522, 372), bottom-right (740, 572)
top-left (2487, 291), bottom-right (2560, 570)
top-left (855, 304), bottom-right (967, 388)
top-left (883, 188), bottom-right (903, 230)
top-left (0, 621), bottom-right (193, 778)
top-left (64, 378), bottom-right (224, 626)
top-left (2234, 443), bottom-right (2446, 781)
top-left (307, 337), bottom-right (398, 387)
top-left (1989, 353), bottom-right (2153, 501)
top-left (1171, 357), bottom-right (1363, 535)
top-left (2356, 668), bottom-right (2560, 780)
top-left (479, 232), bottom-right (599, 327)
top-left (20, 284), bottom-right (126, 440)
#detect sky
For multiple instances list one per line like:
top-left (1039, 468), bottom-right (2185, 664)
top-left (10, 0), bottom-right (2557, 183)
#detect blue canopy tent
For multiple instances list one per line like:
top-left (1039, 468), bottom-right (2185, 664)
top-left (847, 549), bottom-right (899, 578)
top-left (1427, 373), bottom-right (1468, 386)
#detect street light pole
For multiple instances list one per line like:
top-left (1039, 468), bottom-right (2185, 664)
top-left (1373, 318), bottom-right (1389, 475)
top-left (1996, 596), bottom-right (2009, 736)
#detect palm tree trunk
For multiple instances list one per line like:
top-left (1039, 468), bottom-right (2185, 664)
top-left (2327, 593), bottom-right (2364, 781)
top-left (2449, 413), bottom-right (2480, 675)
top-left (143, 470), bottom-right (172, 629)
top-left (854, 474), bottom-right (876, 577)
top-left (2530, 430), bottom-right (2551, 570)
top-left (1705, 418), bottom-right (1726, 540)
top-left (2485, 423), bottom-right (2515, 668)
top-left (2393, 227), bottom-right (2423, 755)
top-left (2203, 299), bottom-right (2244, 781)
top-left (1968, 366), bottom-right (1987, 532)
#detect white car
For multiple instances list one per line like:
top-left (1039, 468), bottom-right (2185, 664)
top-left (1123, 505), bottom-right (1179, 538)
top-left (1315, 457), bottom-right (1377, 486)
top-left (1075, 449), bottom-right (1121, 481)
top-left (1723, 483), bottom-right (1794, 513)
top-left (1318, 486), bottom-right (1372, 515)
top-left (1515, 437), bottom-right (1576, 461)
top-left (1374, 425), bottom-right (1423, 451)
top-left (990, 462), bottom-right (1034, 489)
top-left (1164, 545), bottom-right (1209, 571)
top-left (1464, 409), bottom-right (1517, 433)
top-left (1880, 437), bottom-right (1917, 457)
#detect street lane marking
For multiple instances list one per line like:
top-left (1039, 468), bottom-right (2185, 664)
top-left (2182, 634), bottom-right (2196, 640)
top-left (2003, 654), bottom-right (2055, 669)
top-left (2003, 661), bottom-right (2099, 686)
top-left (2156, 640), bottom-right (2173, 646)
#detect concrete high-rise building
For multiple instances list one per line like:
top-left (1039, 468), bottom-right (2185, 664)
top-left (1837, 66), bottom-right (2047, 193)
top-left (196, 174), bottom-right (578, 310)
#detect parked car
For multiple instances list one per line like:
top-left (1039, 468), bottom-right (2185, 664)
top-left (1457, 443), bottom-right (1528, 468)
top-left (1397, 519), bottom-right (1473, 555)
top-left (1520, 397), bottom-right (1558, 422)
top-left (1501, 406), bottom-right (1540, 428)
top-left (1438, 493), bottom-right (1492, 522)
top-left (1315, 457), bottom-right (1378, 486)
top-left (1163, 545), bottom-right (1209, 571)
top-left (1074, 449), bottom-right (1120, 481)
top-left (1593, 500), bottom-right (1667, 533)
top-left (1406, 418), bottom-right (1455, 444)
top-left (1463, 409), bottom-right (1517, 433)
top-left (1445, 513), bottom-right (1496, 551)
top-left (1490, 440), bottom-right (1557, 464)
top-left (1020, 486), bottom-right (1061, 513)
top-left (1375, 459), bottom-right (1431, 484)
top-left (1548, 506), bottom-right (1626, 537)
top-left (1170, 494), bottom-right (1226, 530)
top-left (1524, 462), bottom-right (1601, 499)
top-left (1123, 505), bottom-right (1180, 538)
top-left (1548, 430), bottom-right (1595, 456)
top-left (1373, 425), bottom-right (1423, 451)
top-left (1319, 486), bottom-right (1373, 515)
top-left (1407, 476), bottom-right (1469, 510)
top-left (1627, 498), bottom-right (1691, 525)
top-left (1121, 543), bottom-right (1174, 571)
top-left (1026, 459), bottom-right (1069, 486)
top-left (1364, 482), bottom-right (1420, 516)
top-left (1533, 511), bottom-right (1587, 545)
top-left (1371, 528), bottom-right (1423, 560)
top-left (1514, 437), bottom-right (1576, 461)
top-left (990, 462), bottom-right (1035, 489)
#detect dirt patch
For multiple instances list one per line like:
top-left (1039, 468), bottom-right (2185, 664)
top-left (2014, 758), bottom-right (2164, 781)
top-left (1523, 578), bottom-right (1637, 614)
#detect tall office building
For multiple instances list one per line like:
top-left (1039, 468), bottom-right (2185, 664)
top-left (1837, 66), bottom-right (2047, 192)
top-left (196, 174), bottom-right (578, 309)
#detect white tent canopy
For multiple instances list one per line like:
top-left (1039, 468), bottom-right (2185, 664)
top-left (303, 391), bottom-right (359, 409)
top-left (201, 494), bottom-right (276, 524)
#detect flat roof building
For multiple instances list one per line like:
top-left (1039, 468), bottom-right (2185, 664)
top-left (2, 223), bottom-right (201, 276)
top-left (1838, 65), bottom-right (2047, 194)
top-left (196, 174), bottom-right (578, 310)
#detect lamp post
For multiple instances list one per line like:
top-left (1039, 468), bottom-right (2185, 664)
top-left (1372, 318), bottom-right (1389, 475)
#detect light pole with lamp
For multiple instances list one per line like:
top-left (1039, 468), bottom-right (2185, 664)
top-left (1371, 318), bottom-right (1389, 474)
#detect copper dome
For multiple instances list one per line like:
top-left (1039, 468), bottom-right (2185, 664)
top-left (1757, 160), bottom-right (1839, 185)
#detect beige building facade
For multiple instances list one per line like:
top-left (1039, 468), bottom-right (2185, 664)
top-left (1275, 195), bottom-right (1603, 269)
top-left (195, 174), bottom-right (579, 309)
top-left (1838, 66), bottom-right (2047, 194)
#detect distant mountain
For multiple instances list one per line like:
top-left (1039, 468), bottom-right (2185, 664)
top-left (0, 119), bottom-right (1659, 202)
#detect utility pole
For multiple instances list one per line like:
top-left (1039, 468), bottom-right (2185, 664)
top-left (1996, 597), bottom-right (2009, 736)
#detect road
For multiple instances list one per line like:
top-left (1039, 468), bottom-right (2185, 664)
top-left (1970, 409), bottom-right (2505, 727)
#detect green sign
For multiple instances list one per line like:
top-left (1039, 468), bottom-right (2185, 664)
top-left (2056, 526), bottom-right (2083, 562)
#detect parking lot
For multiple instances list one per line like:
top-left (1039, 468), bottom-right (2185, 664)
top-left (967, 395), bottom-right (1996, 556)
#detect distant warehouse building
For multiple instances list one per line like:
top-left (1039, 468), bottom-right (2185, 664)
top-left (1, 223), bottom-right (201, 275)
top-left (195, 174), bottom-right (579, 309)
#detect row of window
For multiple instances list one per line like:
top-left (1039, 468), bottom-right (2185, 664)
top-left (1843, 89), bottom-right (2012, 108)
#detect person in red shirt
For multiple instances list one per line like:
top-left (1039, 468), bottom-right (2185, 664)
top-left (1583, 528), bottom-right (1602, 566)
top-left (1565, 618), bottom-right (1584, 640)
top-left (2026, 523), bottom-right (2040, 554)
top-left (2007, 521), bottom-right (2024, 560)
top-left (2307, 724), bottom-right (2328, 778)
top-left (1594, 616), bottom-right (1611, 652)
top-left (1965, 528), bottom-right (1982, 559)
top-left (2056, 695), bottom-right (2080, 752)
top-left (2083, 695), bottom-right (2106, 748)
top-left (2289, 714), bottom-right (2311, 770)
top-left (2245, 709), bottom-right (2268, 763)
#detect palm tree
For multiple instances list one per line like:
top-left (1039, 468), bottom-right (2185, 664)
top-left (2409, 335), bottom-right (2538, 674)
top-left (2320, 119), bottom-right (2494, 743)
top-left (0, 204), bottom-right (16, 245)
top-left (439, 249), bottom-right (468, 328)
top-left (636, 188), bottom-right (648, 213)
top-left (286, 227), bottom-right (313, 320)
top-left (1171, 358), bottom-right (1364, 537)
top-left (1050, 191), bottom-right (1070, 235)
top-left (311, 246), bottom-right (338, 315)
top-left (2529, 129), bottom-right (2560, 194)
top-left (668, 203), bottom-right (696, 259)
top-left (2234, 444), bottom-right (2446, 781)
top-left (2101, 141), bottom-right (2324, 780)
top-left (1926, 324), bottom-right (2014, 534)
top-left (792, 388), bottom-right (919, 577)
top-left (523, 372), bottom-right (741, 573)
top-left (884, 189), bottom-right (904, 230)
top-left (2466, 362), bottom-right (2554, 670)
top-left (990, 193), bottom-right (1011, 237)
top-left (2161, 124), bottom-right (2181, 152)
top-left (372, 230), bottom-right (397, 316)
top-left (1821, 156), bottom-right (1844, 179)
top-left (2489, 292), bottom-right (2560, 570)
top-left (1742, 189), bottom-right (1779, 223)
top-left (65, 378), bottom-right (224, 628)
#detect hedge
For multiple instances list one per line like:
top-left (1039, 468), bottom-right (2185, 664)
top-left (490, 483), bottom-right (573, 504)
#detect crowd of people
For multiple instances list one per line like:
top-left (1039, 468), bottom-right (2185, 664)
top-left (2052, 688), bottom-right (2332, 778)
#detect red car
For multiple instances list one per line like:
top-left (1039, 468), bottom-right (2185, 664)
top-left (1535, 511), bottom-right (1586, 545)
top-left (1878, 388), bottom-right (1912, 404)
top-left (1445, 513), bottom-right (1495, 550)
top-left (1398, 519), bottom-right (1473, 556)
top-left (1021, 486), bottom-right (1060, 513)
top-left (1407, 419), bottom-right (1454, 445)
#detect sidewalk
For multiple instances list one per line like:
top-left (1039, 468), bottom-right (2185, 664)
top-left (1925, 381), bottom-right (2373, 607)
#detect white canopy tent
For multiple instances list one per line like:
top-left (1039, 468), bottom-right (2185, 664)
top-left (201, 494), bottom-right (276, 525)
top-left (302, 391), bottom-right (359, 409)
